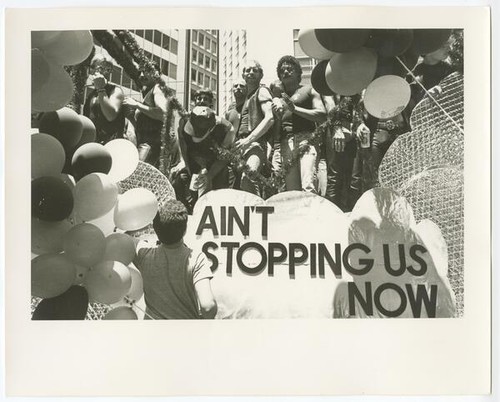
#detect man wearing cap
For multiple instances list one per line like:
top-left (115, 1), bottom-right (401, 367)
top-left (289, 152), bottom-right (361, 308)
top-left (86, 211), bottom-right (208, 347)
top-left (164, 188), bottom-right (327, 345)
top-left (234, 60), bottom-right (275, 196)
top-left (177, 106), bottom-right (235, 197)
top-left (272, 55), bottom-right (326, 193)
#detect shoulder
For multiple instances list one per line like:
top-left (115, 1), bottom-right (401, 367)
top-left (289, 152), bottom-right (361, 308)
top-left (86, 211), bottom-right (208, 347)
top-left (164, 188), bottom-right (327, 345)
top-left (257, 85), bottom-right (273, 101)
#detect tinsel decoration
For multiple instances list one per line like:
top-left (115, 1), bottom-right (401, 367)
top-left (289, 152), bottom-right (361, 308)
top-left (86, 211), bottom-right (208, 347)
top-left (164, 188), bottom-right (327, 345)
top-left (91, 30), bottom-right (141, 86)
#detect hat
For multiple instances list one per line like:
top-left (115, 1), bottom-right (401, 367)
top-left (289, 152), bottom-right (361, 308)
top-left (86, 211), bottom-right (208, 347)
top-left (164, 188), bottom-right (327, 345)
top-left (186, 106), bottom-right (216, 139)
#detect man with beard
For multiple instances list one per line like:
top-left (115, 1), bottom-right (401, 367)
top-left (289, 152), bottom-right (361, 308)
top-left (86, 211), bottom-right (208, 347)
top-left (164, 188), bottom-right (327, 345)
top-left (272, 55), bottom-right (326, 193)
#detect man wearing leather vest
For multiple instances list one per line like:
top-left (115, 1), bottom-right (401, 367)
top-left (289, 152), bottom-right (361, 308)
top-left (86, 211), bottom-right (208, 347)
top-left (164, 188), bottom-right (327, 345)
top-left (234, 60), bottom-right (274, 196)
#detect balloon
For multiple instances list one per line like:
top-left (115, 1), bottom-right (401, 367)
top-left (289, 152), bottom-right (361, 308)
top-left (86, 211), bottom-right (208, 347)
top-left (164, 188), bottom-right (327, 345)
top-left (63, 223), bottom-right (106, 267)
top-left (84, 261), bottom-right (132, 304)
top-left (310, 60), bottom-right (334, 96)
top-left (76, 115), bottom-right (97, 147)
top-left (114, 188), bottom-right (159, 231)
top-left (32, 285), bottom-right (88, 320)
top-left (86, 207), bottom-right (116, 236)
top-left (31, 133), bottom-right (66, 178)
top-left (31, 217), bottom-right (73, 254)
top-left (73, 264), bottom-right (90, 285)
top-left (105, 139), bottom-right (140, 182)
top-left (315, 29), bottom-right (371, 53)
top-left (325, 48), bottom-right (378, 96)
top-left (103, 233), bottom-right (136, 266)
top-left (103, 306), bottom-right (138, 320)
top-left (59, 173), bottom-right (76, 191)
top-left (31, 49), bottom-right (50, 93)
top-left (71, 143), bottom-right (112, 181)
top-left (411, 29), bottom-right (452, 55)
top-left (73, 172), bottom-right (118, 221)
top-left (125, 265), bottom-right (144, 303)
top-left (366, 29), bottom-right (413, 58)
top-left (31, 253), bottom-right (76, 298)
top-left (32, 176), bottom-right (74, 221)
top-left (39, 108), bottom-right (83, 152)
top-left (39, 30), bottom-right (94, 66)
top-left (32, 62), bottom-right (74, 113)
top-left (297, 29), bottom-right (336, 60)
top-left (364, 75), bottom-right (411, 119)
top-left (32, 31), bottom-right (63, 49)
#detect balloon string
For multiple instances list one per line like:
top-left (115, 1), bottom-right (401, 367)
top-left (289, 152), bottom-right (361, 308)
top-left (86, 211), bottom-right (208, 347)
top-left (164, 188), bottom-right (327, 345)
top-left (124, 296), bottom-right (155, 320)
top-left (395, 56), bottom-right (465, 135)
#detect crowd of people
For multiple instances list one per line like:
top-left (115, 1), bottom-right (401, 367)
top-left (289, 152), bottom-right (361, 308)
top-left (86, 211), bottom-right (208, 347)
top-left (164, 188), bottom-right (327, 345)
top-left (83, 40), bottom-right (459, 215)
top-left (74, 38), bottom-right (460, 320)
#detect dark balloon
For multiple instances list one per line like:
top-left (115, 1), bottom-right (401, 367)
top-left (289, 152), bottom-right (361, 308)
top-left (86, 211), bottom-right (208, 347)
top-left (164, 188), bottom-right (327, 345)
top-left (310, 60), bottom-right (335, 96)
top-left (71, 143), bottom-right (112, 181)
top-left (366, 29), bottom-right (413, 58)
top-left (315, 29), bottom-right (371, 53)
top-left (32, 176), bottom-right (74, 221)
top-left (39, 108), bottom-right (83, 153)
top-left (32, 285), bottom-right (89, 320)
top-left (410, 29), bottom-right (452, 55)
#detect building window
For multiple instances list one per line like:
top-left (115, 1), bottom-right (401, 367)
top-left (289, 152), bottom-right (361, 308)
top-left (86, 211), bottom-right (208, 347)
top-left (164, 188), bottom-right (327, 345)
top-left (191, 68), bottom-right (197, 82)
top-left (162, 60), bottom-right (170, 76)
top-left (153, 30), bottom-right (162, 47)
top-left (199, 33), bottom-right (204, 47)
top-left (192, 30), bottom-right (197, 43)
top-left (205, 36), bottom-right (210, 49)
top-left (192, 49), bottom-right (198, 63)
top-left (111, 65), bottom-right (122, 85)
top-left (135, 29), bottom-right (144, 38)
top-left (162, 35), bottom-right (170, 51)
top-left (171, 38), bottom-right (178, 54)
top-left (211, 78), bottom-right (216, 91)
top-left (198, 52), bottom-right (203, 65)
top-left (198, 71), bottom-right (203, 84)
top-left (169, 62), bottom-right (177, 80)
top-left (211, 40), bottom-right (217, 53)
top-left (204, 75), bottom-right (210, 88)
top-left (205, 55), bottom-right (210, 69)
top-left (212, 59), bottom-right (217, 72)
top-left (144, 30), bottom-right (153, 42)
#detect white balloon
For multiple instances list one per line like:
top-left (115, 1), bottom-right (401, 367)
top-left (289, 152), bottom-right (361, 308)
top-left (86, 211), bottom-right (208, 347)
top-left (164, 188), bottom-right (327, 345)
top-left (364, 75), bottom-right (411, 119)
top-left (73, 173), bottom-right (118, 222)
top-left (105, 139), bottom-right (140, 182)
top-left (114, 188), bottom-right (158, 231)
top-left (41, 30), bottom-right (94, 66)
top-left (298, 29), bottom-right (336, 60)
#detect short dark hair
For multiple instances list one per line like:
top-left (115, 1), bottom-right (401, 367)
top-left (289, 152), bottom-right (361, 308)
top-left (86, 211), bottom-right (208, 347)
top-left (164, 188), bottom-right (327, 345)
top-left (194, 90), bottom-right (215, 105)
top-left (276, 55), bottom-right (302, 82)
top-left (153, 200), bottom-right (188, 245)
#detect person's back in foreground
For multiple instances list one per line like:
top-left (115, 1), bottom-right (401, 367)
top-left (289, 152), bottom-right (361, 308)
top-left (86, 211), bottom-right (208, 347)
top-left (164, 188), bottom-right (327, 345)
top-left (134, 200), bottom-right (217, 319)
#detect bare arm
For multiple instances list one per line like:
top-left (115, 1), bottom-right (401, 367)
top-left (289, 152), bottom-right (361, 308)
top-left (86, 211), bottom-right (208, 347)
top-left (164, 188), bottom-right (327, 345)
top-left (194, 278), bottom-right (217, 319)
top-left (285, 88), bottom-right (327, 123)
top-left (97, 86), bottom-right (124, 122)
top-left (124, 84), bottom-right (167, 122)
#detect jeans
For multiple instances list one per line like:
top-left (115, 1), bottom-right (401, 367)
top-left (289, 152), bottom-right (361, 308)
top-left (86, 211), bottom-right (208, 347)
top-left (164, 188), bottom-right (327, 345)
top-left (240, 144), bottom-right (266, 196)
top-left (280, 132), bottom-right (317, 193)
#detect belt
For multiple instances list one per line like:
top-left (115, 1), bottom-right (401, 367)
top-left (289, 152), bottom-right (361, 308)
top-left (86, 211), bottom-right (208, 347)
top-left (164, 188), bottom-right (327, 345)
top-left (377, 119), bottom-right (401, 131)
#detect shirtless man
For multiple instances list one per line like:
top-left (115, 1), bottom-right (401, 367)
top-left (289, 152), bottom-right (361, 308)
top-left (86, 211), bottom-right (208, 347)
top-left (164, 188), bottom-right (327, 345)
top-left (272, 55), bottom-right (326, 192)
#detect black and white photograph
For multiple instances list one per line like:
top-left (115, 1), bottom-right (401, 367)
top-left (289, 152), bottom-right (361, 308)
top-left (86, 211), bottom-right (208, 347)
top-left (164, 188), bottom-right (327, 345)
top-left (4, 5), bottom-right (492, 397)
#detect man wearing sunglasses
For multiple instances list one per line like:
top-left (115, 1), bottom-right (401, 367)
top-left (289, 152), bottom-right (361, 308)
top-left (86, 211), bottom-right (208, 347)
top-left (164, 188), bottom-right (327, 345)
top-left (233, 60), bottom-right (275, 196)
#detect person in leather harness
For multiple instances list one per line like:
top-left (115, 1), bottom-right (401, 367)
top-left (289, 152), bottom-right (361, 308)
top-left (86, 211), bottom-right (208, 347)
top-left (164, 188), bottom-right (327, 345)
top-left (272, 55), bottom-right (326, 192)
top-left (123, 64), bottom-right (168, 168)
top-left (233, 60), bottom-right (275, 196)
top-left (177, 106), bottom-right (235, 197)
top-left (83, 54), bottom-right (126, 145)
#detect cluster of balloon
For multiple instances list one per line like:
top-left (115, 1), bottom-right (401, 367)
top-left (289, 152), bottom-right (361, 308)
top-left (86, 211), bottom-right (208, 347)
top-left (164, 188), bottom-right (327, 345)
top-left (31, 132), bottom-right (156, 319)
top-left (302, 28), bottom-right (452, 118)
top-left (32, 31), bottom-right (94, 112)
